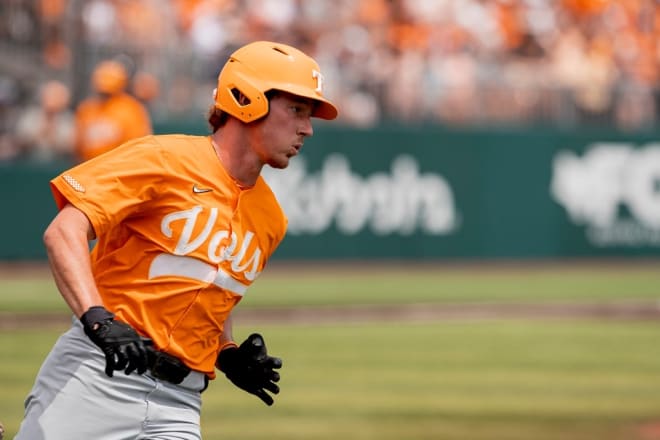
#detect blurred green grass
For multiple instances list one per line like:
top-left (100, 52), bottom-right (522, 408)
top-left (1, 263), bottom-right (659, 439)
top-left (1, 263), bottom-right (659, 312)
top-left (2, 321), bottom-right (660, 440)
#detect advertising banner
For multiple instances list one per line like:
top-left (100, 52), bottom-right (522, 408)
top-left (2, 125), bottom-right (658, 260)
top-left (263, 125), bottom-right (660, 260)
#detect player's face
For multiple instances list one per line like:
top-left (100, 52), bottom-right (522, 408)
top-left (253, 92), bottom-right (315, 169)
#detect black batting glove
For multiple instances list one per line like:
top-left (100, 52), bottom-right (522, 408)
top-left (217, 333), bottom-right (282, 406)
top-left (81, 306), bottom-right (148, 377)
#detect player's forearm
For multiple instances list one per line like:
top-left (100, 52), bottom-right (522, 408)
top-left (219, 314), bottom-right (237, 350)
top-left (43, 204), bottom-right (103, 318)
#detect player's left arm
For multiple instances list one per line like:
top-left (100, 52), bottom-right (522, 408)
top-left (216, 311), bottom-right (282, 406)
top-left (219, 313), bottom-right (237, 351)
top-left (216, 332), bottom-right (282, 406)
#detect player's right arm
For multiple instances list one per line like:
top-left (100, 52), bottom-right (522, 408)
top-left (43, 203), bottom-right (102, 317)
top-left (43, 203), bottom-right (148, 377)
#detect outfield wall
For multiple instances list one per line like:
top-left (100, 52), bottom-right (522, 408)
top-left (2, 123), bottom-right (659, 260)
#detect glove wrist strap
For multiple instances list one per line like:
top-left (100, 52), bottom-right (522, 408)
top-left (216, 345), bottom-right (238, 372)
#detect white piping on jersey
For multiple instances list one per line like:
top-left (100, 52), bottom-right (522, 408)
top-left (148, 253), bottom-right (247, 296)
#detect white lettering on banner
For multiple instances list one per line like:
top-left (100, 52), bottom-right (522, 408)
top-left (159, 206), bottom-right (261, 281)
top-left (550, 142), bottom-right (660, 247)
top-left (262, 154), bottom-right (458, 236)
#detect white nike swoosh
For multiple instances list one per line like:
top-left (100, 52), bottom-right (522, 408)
top-left (192, 184), bottom-right (213, 194)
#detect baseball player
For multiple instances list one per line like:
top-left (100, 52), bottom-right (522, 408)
top-left (74, 59), bottom-right (153, 163)
top-left (15, 41), bottom-right (337, 439)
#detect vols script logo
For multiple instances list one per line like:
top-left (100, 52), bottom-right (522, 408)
top-left (148, 206), bottom-right (263, 295)
top-left (551, 142), bottom-right (660, 247)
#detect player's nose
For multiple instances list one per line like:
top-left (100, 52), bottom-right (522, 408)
top-left (298, 117), bottom-right (313, 138)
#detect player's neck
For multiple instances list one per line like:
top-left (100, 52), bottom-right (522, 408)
top-left (210, 134), bottom-right (261, 188)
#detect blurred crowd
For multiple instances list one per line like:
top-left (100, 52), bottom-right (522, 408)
top-left (0, 0), bottom-right (659, 162)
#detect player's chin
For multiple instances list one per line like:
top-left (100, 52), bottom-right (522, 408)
top-left (268, 156), bottom-right (291, 169)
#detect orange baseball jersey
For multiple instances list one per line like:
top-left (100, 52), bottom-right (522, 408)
top-left (50, 134), bottom-right (287, 376)
top-left (74, 92), bottom-right (152, 162)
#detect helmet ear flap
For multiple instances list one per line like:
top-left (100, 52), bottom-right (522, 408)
top-left (215, 70), bottom-right (269, 123)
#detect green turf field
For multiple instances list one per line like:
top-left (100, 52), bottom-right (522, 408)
top-left (1, 263), bottom-right (659, 439)
top-left (2, 321), bottom-right (660, 439)
top-left (1, 262), bottom-right (659, 312)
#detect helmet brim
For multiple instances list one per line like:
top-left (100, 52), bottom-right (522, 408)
top-left (271, 83), bottom-right (338, 120)
top-left (312, 99), bottom-right (338, 120)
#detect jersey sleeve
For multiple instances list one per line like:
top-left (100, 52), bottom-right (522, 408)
top-left (50, 135), bottom-right (169, 237)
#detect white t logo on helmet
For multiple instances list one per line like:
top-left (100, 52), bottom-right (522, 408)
top-left (312, 70), bottom-right (324, 94)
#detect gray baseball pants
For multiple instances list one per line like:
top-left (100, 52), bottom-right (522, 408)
top-left (14, 319), bottom-right (206, 440)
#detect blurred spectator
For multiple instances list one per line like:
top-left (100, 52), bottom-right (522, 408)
top-left (38, 0), bottom-right (70, 71)
top-left (0, 0), bottom-right (658, 131)
top-left (0, 76), bottom-right (24, 161)
top-left (15, 79), bottom-right (74, 161)
top-left (131, 70), bottom-right (161, 110)
top-left (74, 60), bottom-right (153, 162)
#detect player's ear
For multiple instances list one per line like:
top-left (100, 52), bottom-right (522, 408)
top-left (231, 89), bottom-right (251, 106)
top-left (239, 93), bottom-right (251, 106)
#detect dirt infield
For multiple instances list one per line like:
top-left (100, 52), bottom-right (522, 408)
top-left (3, 300), bottom-right (660, 331)
top-left (1, 258), bottom-right (659, 277)
top-left (232, 300), bottom-right (660, 324)
top-left (2, 260), bottom-right (659, 330)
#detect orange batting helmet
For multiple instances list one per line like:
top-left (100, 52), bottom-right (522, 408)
top-left (92, 60), bottom-right (128, 95)
top-left (214, 41), bottom-right (338, 123)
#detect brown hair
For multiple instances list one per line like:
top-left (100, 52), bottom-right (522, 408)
top-left (207, 106), bottom-right (229, 133)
